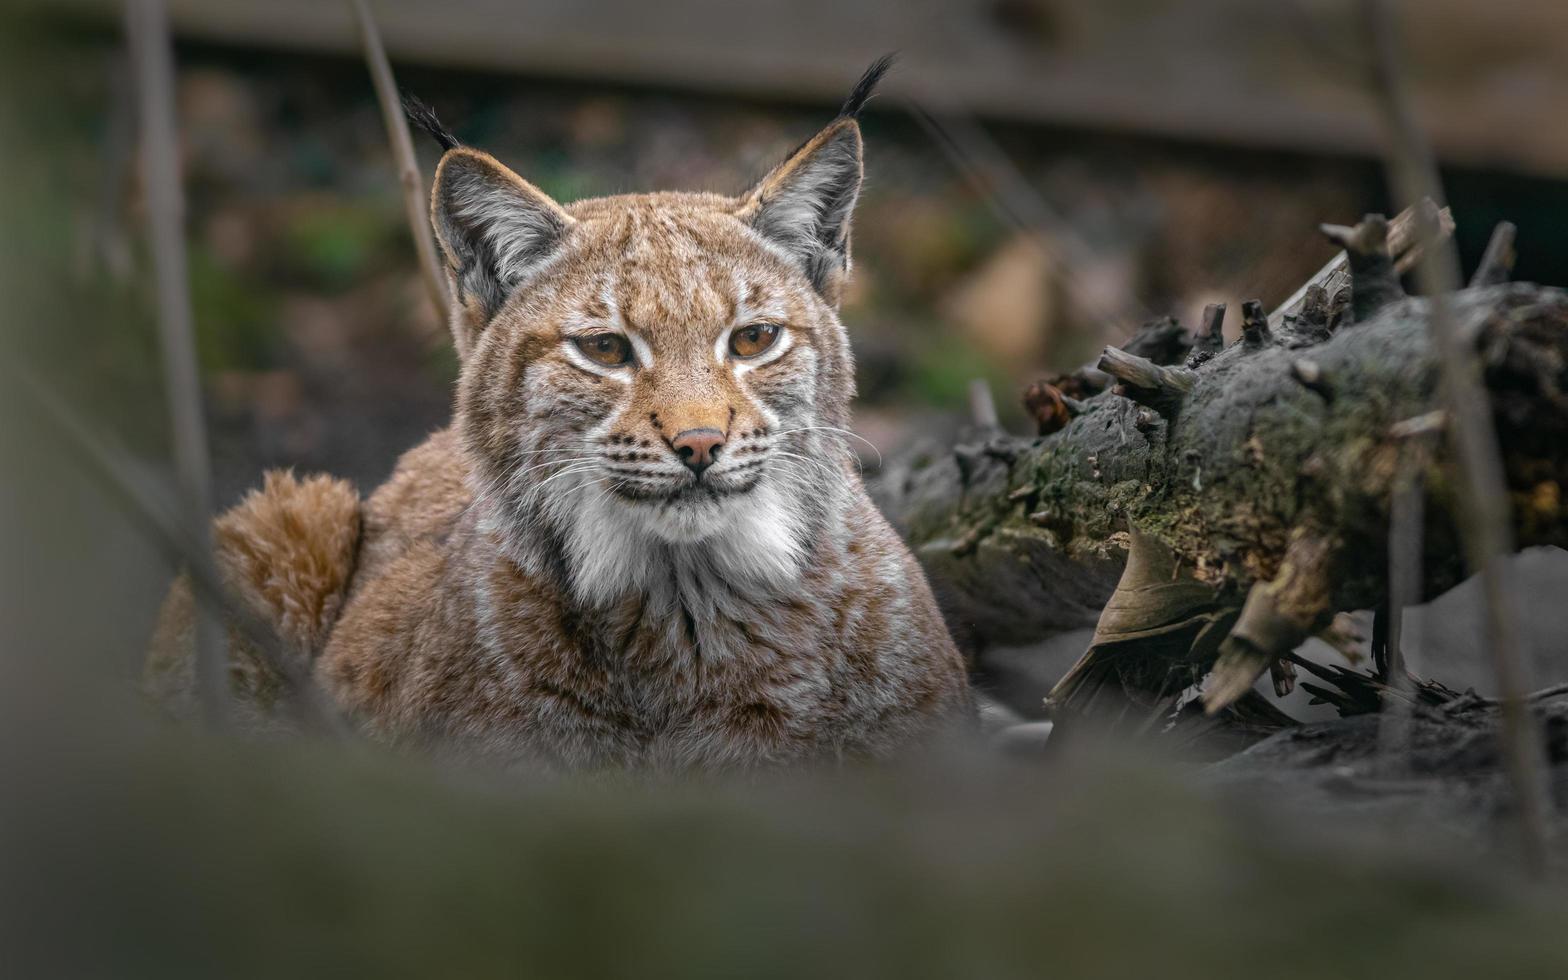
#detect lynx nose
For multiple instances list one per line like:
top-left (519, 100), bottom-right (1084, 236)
top-left (672, 428), bottom-right (724, 478)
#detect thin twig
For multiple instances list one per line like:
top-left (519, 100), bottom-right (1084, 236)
top-left (1376, 440), bottom-right (1427, 776)
top-left (2, 360), bottom-right (349, 737)
top-left (349, 0), bottom-right (454, 340)
top-left (125, 0), bottom-right (227, 727)
top-left (1361, 0), bottom-right (1549, 867)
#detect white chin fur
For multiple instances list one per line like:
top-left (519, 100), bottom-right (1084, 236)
top-left (562, 477), bottom-right (806, 609)
top-left (632, 492), bottom-right (732, 543)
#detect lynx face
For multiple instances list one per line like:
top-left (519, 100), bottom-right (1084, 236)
top-left (428, 114), bottom-right (872, 604)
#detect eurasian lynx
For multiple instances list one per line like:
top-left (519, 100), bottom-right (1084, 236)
top-left (150, 59), bottom-right (971, 769)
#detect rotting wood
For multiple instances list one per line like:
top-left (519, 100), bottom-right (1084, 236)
top-left (873, 215), bottom-right (1568, 734)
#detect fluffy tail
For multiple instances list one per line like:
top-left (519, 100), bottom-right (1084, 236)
top-left (145, 471), bottom-right (361, 723)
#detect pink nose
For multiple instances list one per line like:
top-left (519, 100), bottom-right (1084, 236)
top-left (672, 428), bottom-right (724, 477)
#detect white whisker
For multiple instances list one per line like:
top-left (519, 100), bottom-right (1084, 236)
top-left (772, 425), bottom-right (882, 467)
top-left (511, 447), bottom-right (601, 457)
top-left (512, 455), bottom-right (601, 478)
top-left (769, 450), bottom-right (844, 486)
top-left (521, 462), bottom-right (603, 503)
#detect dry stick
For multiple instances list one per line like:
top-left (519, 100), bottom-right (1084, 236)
top-left (3, 361), bottom-right (349, 738)
top-left (1097, 347), bottom-right (1196, 418)
top-left (1361, 0), bottom-right (1549, 866)
top-left (349, 0), bottom-right (453, 337)
top-left (125, 0), bottom-right (227, 727)
top-left (906, 101), bottom-right (1151, 338)
top-left (1376, 439), bottom-right (1427, 777)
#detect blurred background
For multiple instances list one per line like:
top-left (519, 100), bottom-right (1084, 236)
top-left (4, 1), bottom-right (1568, 974)
top-left (31, 0), bottom-right (1568, 502)
top-left (15, 0), bottom-right (1568, 695)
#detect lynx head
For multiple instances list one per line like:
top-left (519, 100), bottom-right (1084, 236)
top-left (415, 60), bottom-right (892, 604)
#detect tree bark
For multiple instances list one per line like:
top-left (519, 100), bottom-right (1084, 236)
top-left (873, 219), bottom-right (1568, 719)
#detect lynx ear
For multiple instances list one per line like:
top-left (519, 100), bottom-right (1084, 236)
top-left (429, 148), bottom-right (573, 351)
top-left (738, 56), bottom-right (892, 305)
top-left (740, 121), bottom-right (864, 305)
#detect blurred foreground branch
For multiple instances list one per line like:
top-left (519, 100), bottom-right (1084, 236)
top-left (125, 0), bottom-right (226, 726)
top-left (3, 360), bottom-right (349, 737)
top-left (1361, 0), bottom-right (1549, 869)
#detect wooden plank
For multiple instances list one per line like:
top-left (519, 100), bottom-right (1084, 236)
top-left (52, 0), bottom-right (1568, 178)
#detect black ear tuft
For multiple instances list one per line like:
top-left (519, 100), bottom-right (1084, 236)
top-left (838, 53), bottom-right (896, 119)
top-left (402, 94), bottom-right (460, 152)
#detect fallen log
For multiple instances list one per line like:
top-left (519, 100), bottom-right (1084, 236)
top-left (873, 211), bottom-right (1568, 729)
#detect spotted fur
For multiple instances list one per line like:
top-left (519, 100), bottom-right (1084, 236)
top-left (207, 62), bottom-right (969, 770)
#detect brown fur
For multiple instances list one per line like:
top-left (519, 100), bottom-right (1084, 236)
top-left (146, 471), bottom-right (360, 723)
top-left (151, 71), bottom-right (971, 769)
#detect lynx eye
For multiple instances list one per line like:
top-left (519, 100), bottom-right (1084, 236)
top-left (729, 323), bottom-right (781, 359)
top-left (574, 333), bottom-right (633, 367)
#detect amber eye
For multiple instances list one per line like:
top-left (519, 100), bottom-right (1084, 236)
top-left (574, 333), bottom-right (633, 367)
top-left (729, 323), bottom-right (781, 359)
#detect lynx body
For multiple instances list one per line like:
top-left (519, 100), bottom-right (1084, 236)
top-left (151, 62), bottom-right (970, 769)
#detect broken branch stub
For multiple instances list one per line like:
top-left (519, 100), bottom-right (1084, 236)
top-left (1186, 302), bottom-right (1227, 369)
top-left (1470, 221), bottom-right (1517, 289)
top-left (1097, 347), bottom-right (1196, 418)
top-left (1319, 214), bottom-right (1405, 323)
top-left (1203, 531), bottom-right (1337, 714)
top-left (1270, 200), bottom-right (1451, 330)
top-left (1239, 299), bottom-right (1275, 349)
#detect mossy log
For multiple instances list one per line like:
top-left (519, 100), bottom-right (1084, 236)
top-left (874, 214), bottom-right (1568, 723)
